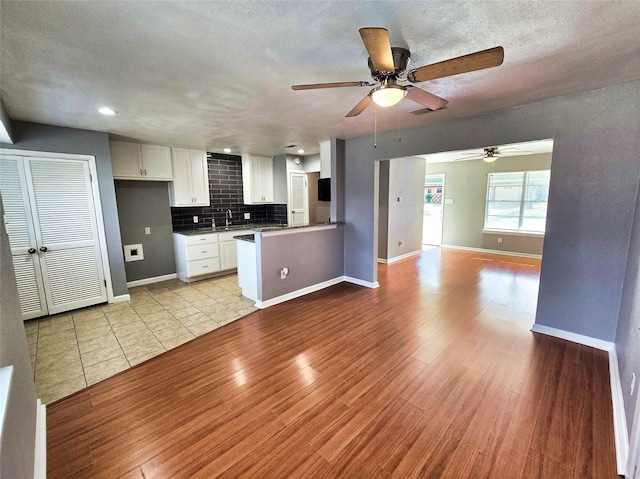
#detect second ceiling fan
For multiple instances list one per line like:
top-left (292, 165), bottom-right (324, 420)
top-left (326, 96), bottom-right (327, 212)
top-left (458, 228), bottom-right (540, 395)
top-left (292, 27), bottom-right (504, 117)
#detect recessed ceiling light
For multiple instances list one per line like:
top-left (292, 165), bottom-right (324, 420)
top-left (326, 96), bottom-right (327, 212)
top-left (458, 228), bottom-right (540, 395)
top-left (297, 149), bottom-right (304, 154)
top-left (223, 148), bottom-right (231, 153)
top-left (98, 107), bottom-right (118, 116)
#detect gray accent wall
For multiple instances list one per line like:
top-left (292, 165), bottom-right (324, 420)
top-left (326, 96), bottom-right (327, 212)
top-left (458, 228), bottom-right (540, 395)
top-left (616, 178), bottom-right (640, 434)
top-left (378, 158), bottom-right (426, 260)
top-left (0, 120), bottom-right (128, 296)
top-left (0, 197), bottom-right (37, 479)
top-left (426, 153), bottom-right (552, 255)
top-left (115, 181), bottom-right (176, 282)
top-left (257, 226), bottom-right (344, 301)
top-left (343, 80), bottom-right (640, 342)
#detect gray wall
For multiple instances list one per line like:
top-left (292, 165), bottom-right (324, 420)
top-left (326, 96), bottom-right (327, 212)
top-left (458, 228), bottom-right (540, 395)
top-left (0, 197), bottom-right (37, 479)
top-left (0, 121), bottom-right (128, 296)
top-left (378, 161), bottom-right (390, 259)
top-left (378, 158), bottom-right (426, 260)
top-left (616, 178), bottom-right (640, 435)
top-left (257, 225), bottom-right (344, 301)
top-left (343, 80), bottom-right (640, 342)
top-left (115, 180), bottom-right (176, 282)
top-left (426, 153), bottom-right (552, 255)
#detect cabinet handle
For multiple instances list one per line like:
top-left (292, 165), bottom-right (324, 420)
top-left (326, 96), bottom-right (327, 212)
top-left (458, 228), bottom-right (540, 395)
top-left (202, 265), bottom-right (209, 268)
top-left (140, 169), bottom-right (143, 176)
top-left (39, 246), bottom-right (48, 252)
top-left (28, 248), bottom-right (37, 254)
top-left (144, 169), bottom-right (147, 176)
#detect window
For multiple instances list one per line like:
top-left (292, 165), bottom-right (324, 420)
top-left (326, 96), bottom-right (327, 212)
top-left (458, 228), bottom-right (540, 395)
top-left (484, 170), bottom-right (550, 234)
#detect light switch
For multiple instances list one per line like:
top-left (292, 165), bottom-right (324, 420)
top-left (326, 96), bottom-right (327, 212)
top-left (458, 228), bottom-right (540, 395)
top-left (144, 227), bottom-right (151, 235)
top-left (193, 216), bottom-right (198, 223)
top-left (244, 213), bottom-right (250, 220)
top-left (444, 198), bottom-right (454, 205)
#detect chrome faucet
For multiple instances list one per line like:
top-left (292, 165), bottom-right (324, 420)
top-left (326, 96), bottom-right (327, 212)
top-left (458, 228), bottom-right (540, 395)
top-left (225, 209), bottom-right (232, 227)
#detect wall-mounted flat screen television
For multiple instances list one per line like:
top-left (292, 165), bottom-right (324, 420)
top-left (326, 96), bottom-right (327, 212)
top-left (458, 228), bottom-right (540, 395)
top-left (318, 178), bottom-right (331, 202)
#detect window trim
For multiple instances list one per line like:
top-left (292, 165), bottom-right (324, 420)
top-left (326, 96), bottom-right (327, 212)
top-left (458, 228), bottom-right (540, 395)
top-left (484, 169), bottom-right (550, 236)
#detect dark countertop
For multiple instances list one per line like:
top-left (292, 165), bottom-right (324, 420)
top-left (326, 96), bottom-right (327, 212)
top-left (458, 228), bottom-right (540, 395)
top-left (234, 234), bottom-right (255, 243)
top-left (174, 222), bottom-right (342, 236)
top-left (174, 224), bottom-right (283, 236)
top-left (254, 221), bottom-right (342, 232)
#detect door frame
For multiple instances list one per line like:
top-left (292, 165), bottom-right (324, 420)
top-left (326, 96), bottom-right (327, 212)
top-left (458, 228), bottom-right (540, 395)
top-left (1, 148), bottom-right (115, 303)
top-left (423, 173), bottom-right (446, 246)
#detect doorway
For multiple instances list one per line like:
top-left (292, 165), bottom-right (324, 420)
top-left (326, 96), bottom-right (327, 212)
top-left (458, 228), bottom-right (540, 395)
top-left (423, 174), bottom-right (445, 246)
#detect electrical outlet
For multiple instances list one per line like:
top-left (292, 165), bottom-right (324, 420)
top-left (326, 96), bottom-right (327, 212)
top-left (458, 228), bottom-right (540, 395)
top-left (497, 237), bottom-right (503, 244)
top-left (632, 373), bottom-right (636, 396)
top-left (244, 213), bottom-right (250, 220)
top-left (193, 216), bottom-right (198, 223)
top-left (398, 240), bottom-right (404, 247)
top-left (396, 196), bottom-right (402, 202)
top-left (144, 227), bottom-right (151, 235)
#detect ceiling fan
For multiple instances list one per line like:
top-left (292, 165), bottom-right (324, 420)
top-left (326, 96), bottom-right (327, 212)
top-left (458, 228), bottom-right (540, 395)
top-left (291, 27), bottom-right (504, 117)
top-left (455, 146), bottom-right (533, 163)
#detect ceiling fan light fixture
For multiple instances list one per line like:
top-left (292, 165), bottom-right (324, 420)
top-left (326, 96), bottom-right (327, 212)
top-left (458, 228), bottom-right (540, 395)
top-left (483, 153), bottom-right (499, 163)
top-left (371, 84), bottom-right (406, 107)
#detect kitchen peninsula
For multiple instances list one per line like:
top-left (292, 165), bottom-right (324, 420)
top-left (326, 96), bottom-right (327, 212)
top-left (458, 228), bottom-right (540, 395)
top-left (236, 222), bottom-right (345, 308)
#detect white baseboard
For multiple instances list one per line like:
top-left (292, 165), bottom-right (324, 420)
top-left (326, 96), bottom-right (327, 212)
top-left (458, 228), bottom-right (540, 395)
top-left (343, 276), bottom-right (380, 289)
top-left (126, 273), bottom-right (178, 288)
top-left (378, 250), bottom-right (422, 264)
top-left (111, 294), bottom-right (131, 303)
top-left (441, 244), bottom-right (542, 259)
top-left (34, 399), bottom-right (46, 479)
top-left (531, 323), bottom-right (628, 474)
top-left (256, 277), bottom-right (344, 309)
top-left (530, 324), bottom-right (614, 351)
top-left (609, 347), bottom-right (630, 475)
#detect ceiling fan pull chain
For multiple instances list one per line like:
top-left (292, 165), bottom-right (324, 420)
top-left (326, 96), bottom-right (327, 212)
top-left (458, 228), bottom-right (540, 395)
top-left (374, 104), bottom-right (377, 148)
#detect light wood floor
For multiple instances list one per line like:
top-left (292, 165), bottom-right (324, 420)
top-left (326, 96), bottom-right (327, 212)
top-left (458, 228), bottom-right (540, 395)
top-left (46, 248), bottom-right (619, 478)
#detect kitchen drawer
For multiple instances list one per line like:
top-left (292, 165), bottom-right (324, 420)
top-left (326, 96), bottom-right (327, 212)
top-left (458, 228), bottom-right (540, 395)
top-left (218, 229), bottom-right (251, 242)
top-left (185, 233), bottom-right (218, 246)
top-left (187, 243), bottom-right (219, 261)
top-left (187, 257), bottom-right (220, 277)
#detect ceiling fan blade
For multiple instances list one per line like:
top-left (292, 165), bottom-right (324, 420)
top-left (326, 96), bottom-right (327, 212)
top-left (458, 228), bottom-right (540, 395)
top-left (454, 155), bottom-right (484, 161)
top-left (405, 86), bottom-right (449, 110)
top-left (408, 46), bottom-right (504, 83)
top-left (292, 81), bottom-right (370, 90)
top-left (359, 27), bottom-right (395, 72)
top-left (345, 95), bottom-right (373, 117)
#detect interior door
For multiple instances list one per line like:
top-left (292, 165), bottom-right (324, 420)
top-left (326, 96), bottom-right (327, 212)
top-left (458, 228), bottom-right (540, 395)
top-left (288, 172), bottom-right (308, 226)
top-left (25, 157), bottom-right (107, 315)
top-left (0, 155), bottom-right (48, 319)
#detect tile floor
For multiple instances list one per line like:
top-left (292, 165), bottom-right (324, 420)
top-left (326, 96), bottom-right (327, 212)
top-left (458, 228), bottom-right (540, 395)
top-left (24, 273), bottom-right (256, 405)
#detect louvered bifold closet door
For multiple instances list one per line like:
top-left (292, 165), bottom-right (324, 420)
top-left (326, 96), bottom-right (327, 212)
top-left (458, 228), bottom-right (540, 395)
top-left (0, 155), bottom-right (48, 319)
top-left (25, 158), bottom-right (107, 315)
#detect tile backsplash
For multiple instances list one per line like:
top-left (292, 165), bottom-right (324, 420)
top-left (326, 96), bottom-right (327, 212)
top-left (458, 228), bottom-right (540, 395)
top-left (171, 153), bottom-right (287, 231)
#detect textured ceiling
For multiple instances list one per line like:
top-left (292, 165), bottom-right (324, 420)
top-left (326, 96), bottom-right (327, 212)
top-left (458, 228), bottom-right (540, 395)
top-left (1, 1), bottom-right (640, 157)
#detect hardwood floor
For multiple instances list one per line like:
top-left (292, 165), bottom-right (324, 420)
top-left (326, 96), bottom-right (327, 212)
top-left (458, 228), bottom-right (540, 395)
top-left (46, 248), bottom-right (619, 478)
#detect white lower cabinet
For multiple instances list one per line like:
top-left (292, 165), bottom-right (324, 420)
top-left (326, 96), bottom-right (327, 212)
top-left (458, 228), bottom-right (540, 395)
top-left (219, 230), bottom-right (251, 270)
top-left (173, 233), bottom-right (220, 282)
top-left (173, 230), bottom-right (252, 282)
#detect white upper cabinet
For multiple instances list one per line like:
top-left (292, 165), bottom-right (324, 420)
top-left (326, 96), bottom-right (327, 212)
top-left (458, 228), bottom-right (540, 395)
top-left (110, 140), bottom-right (173, 180)
top-left (169, 148), bottom-right (210, 206)
top-left (242, 154), bottom-right (274, 204)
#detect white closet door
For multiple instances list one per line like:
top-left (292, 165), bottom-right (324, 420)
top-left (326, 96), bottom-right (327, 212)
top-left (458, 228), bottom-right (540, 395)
top-left (25, 158), bottom-right (107, 314)
top-left (288, 172), bottom-right (308, 226)
top-left (0, 155), bottom-right (48, 319)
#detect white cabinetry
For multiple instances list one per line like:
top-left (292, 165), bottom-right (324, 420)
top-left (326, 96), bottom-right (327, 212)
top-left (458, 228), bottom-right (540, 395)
top-left (173, 233), bottom-right (220, 282)
top-left (110, 140), bottom-right (173, 180)
top-left (242, 155), bottom-right (274, 204)
top-left (169, 148), bottom-right (210, 206)
top-left (219, 230), bottom-right (251, 270)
